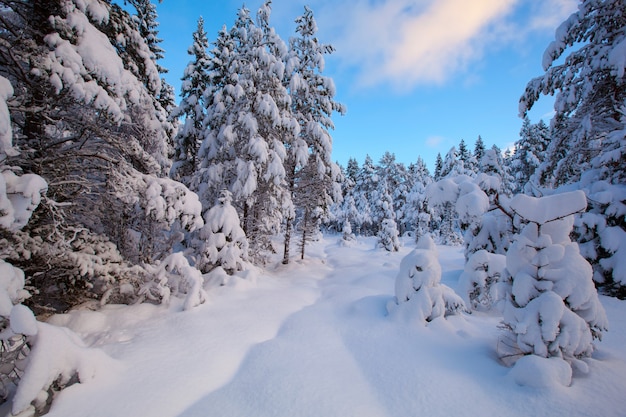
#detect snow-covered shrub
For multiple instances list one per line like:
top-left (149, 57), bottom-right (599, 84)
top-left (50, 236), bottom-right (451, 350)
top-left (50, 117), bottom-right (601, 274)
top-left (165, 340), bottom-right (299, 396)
top-left (464, 209), bottom-right (513, 259)
top-left (459, 250), bottom-right (509, 311)
top-left (113, 169), bottom-right (204, 262)
top-left (377, 219), bottom-right (400, 252)
top-left (11, 319), bottom-right (118, 417)
top-left (0, 259), bottom-right (117, 416)
top-left (141, 252), bottom-right (207, 311)
top-left (193, 190), bottom-right (249, 274)
top-left (499, 191), bottom-right (608, 376)
top-left (4, 230), bottom-right (145, 314)
top-left (0, 260), bottom-right (31, 403)
top-left (388, 235), bottom-right (466, 323)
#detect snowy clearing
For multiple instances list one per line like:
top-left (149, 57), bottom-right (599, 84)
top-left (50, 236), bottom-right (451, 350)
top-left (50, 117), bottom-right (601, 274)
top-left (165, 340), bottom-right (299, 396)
top-left (8, 236), bottom-right (626, 417)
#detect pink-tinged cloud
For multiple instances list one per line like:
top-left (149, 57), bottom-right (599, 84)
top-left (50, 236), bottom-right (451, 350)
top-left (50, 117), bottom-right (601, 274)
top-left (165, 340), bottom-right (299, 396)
top-left (308, 0), bottom-right (578, 90)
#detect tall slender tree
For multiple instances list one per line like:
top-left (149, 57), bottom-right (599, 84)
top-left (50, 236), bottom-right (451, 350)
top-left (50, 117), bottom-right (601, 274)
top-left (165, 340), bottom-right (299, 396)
top-left (282, 5), bottom-right (345, 263)
top-left (170, 17), bottom-right (211, 186)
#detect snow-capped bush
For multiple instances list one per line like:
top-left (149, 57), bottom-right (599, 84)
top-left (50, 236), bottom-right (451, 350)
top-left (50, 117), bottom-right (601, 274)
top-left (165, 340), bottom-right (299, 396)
top-left (499, 191), bottom-right (608, 377)
top-left (0, 260), bottom-right (31, 402)
top-left (141, 252), bottom-right (207, 311)
top-left (0, 258), bottom-right (117, 416)
top-left (459, 250), bottom-right (508, 311)
top-left (10, 320), bottom-right (119, 416)
top-left (388, 235), bottom-right (466, 323)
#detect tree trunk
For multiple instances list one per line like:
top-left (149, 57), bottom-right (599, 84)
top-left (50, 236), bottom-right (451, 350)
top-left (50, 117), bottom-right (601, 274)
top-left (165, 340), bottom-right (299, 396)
top-left (300, 209), bottom-right (308, 260)
top-left (282, 217), bottom-right (292, 264)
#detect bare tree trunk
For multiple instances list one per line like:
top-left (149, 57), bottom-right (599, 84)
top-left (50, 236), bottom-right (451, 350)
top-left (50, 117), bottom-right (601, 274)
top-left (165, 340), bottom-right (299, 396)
top-left (300, 208), bottom-right (308, 260)
top-left (282, 217), bottom-right (292, 264)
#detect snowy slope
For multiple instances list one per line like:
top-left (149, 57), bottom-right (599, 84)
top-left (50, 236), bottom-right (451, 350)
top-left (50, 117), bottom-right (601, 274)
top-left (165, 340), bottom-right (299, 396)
top-left (17, 236), bottom-right (626, 417)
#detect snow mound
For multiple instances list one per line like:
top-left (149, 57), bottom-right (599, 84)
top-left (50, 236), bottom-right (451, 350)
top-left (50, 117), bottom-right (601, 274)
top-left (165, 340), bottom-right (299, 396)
top-left (12, 322), bottom-right (121, 416)
top-left (508, 355), bottom-right (572, 388)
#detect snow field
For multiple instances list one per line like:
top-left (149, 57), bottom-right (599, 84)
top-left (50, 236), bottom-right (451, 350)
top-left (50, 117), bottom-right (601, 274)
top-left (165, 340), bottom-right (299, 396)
top-left (25, 236), bottom-right (626, 417)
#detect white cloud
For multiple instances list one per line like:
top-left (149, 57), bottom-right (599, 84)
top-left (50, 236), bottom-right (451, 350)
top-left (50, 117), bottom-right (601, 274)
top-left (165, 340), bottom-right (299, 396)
top-left (305, 0), bottom-right (579, 91)
top-left (527, 0), bottom-right (578, 31)
top-left (312, 0), bottom-right (517, 90)
top-left (425, 135), bottom-right (445, 148)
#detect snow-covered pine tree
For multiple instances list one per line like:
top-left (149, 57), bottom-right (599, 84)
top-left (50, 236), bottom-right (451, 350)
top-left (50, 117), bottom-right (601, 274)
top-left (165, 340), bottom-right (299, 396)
top-left (352, 155), bottom-right (377, 235)
top-left (458, 139), bottom-right (477, 175)
top-left (376, 152), bottom-right (409, 235)
top-left (376, 180), bottom-right (400, 252)
top-left (388, 235), bottom-right (465, 323)
top-left (519, 0), bottom-right (626, 295)
top-left (194, 24), bottom-right (236, 207)
top-left (479, 148), bottom-right (514, 197)
top-left (345, 158), bottom-right (360, 194)
top-left (510, 116), bottom-right (550, 193)
top-left (405, 157), bottom-right (433, 241)
top-left (474, 135), bottom-right (486, 163)
top-left (194, 190), bottom-right (249, 275)
top-left (197, 4), bottom-right (295, 262)
top-left (433, 153), bottom-right (443, 181)
top-left (128, 0), bottom-right (167, 75)
top-left (520, 0), bottom-right (625, 187)
top-left (499, 191), bottom-right (608, 376)
top-left (282, 4), bottom-right (345, 263)
top-left (170, 17), bottom-right (211, 187)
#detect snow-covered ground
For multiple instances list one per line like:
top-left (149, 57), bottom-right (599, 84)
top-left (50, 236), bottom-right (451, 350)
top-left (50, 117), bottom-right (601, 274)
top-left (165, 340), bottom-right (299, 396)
top-left (13, 236), bottom-right (626, 417)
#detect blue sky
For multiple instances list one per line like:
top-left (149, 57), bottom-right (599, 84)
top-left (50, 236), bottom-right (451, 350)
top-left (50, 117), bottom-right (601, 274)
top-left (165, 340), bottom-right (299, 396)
top-left (156, 0), bottom-right (579, 171)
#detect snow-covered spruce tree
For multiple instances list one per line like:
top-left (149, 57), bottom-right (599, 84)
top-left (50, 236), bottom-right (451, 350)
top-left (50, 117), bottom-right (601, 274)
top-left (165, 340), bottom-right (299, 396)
top-left (433, 153), bottom-right (443, 180)
top-left (462, 148), bottom-right (516, 259)
top-left (474, 135), bottom-right (486, 163)
top-left (376, 181), bottom-right (400, 252)
top-left (510, 116), bottom-right (550, 194)
top-left (376, 152), bottom-right (409, 235)
top-left (331, 164), bottom-right (359, 239)
top-left (0, 0), bottom-right (202, 313)
top-left (192, 189), bottom-right (249, 275)
top-left (345, 157), bottom-right (360, 194)
top-left (405, 157), bottom-right (433, 242)
top-left (519, 0), bottom-right (626, 295)
top-left (387, 235), bottom-right (465, 323)
top-left (499, 191), bottom-right (608, 376)
top-left (458, 139), bottom-right (478, 175)
top-left (520, 0), bottom-right (626, 188)
top-left (479, 147), bottom-right (514, 197)
top-left (194, 23), bottom-right (236, 207)
top-left (352, 155), bottom-right (377, 235)
top-left (282, 4), bottom-right (344, 263)
top-left (170, 17), bottom-right (211, 187)
top-left (197, 3), bottom-right (298, 262)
